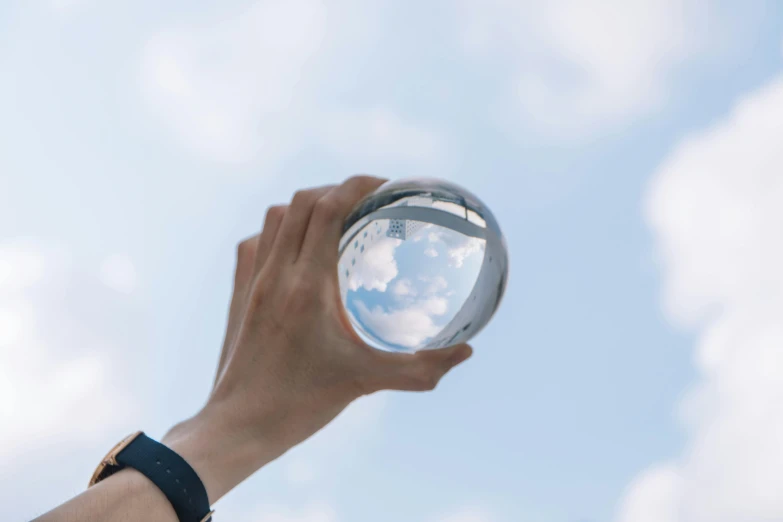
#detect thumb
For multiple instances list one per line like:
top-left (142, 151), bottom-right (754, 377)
top-left (366, 343), bottom-right (473, 393)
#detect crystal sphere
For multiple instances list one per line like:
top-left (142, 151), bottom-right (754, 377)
top-left (338, 178), bottom-right (509, 352)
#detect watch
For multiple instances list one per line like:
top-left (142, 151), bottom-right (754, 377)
top-left (89, 431), bottom-right (214, 522)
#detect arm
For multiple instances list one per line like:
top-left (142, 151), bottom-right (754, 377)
top-left (35, 412), bottom-right (282, 522)
top-left (34, 176), bottom-right (473, 522)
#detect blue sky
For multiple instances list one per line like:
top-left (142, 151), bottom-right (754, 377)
top-left (341, 216), bottom-right (487, 352)
top-left (2, 1), bottom-right (783, 522)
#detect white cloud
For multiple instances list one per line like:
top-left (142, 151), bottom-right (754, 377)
top-left (141, 0), bottom-right (326, 164)
top-left (425, 246), bottom-right (439, 258)
top-left (617, 76), bottom-right (783, 521)
top-left (393, 278), bottom-right (417, 297)
top-left (347, 236), bottom-right (402, 293)
top-left (646, 79), bottom-right (783, 326)
top-left (320, 107), bottom-right (445, 164)
top-left (0, 242), bottom-right (138, 460)
top-left (459, 0), bottom-right (755, 137)
top-left (355, 296), bottom-right (448, 348)
top-left (356, 274), bottom-right (456, 348)
top-left (141, 1), bottom-right (445, 166)
top-left (424, 297), bottom-right (449, 315)
top-left (99, 253), bottom-right (137, 294)
top-left (447, 237), bottom-right (484, 268)
top-left (0, 247), bottom-right (46, 290)
top-left (428, 229), bottom-right (485, 268)
top-left (616, 464), bottom-right (682, 522)
top-left (421, 275), bottom-right (449, 295)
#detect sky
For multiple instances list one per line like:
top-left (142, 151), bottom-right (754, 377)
top-left (1, 1), bottom-right (783, 521)
top-left (339, 214), bottom-right (488, 352)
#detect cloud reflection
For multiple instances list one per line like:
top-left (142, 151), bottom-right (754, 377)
top-left (338, 179), bottom-right (507, 352)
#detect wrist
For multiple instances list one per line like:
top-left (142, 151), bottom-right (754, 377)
top-left (161, 405), bottom-right (284, 502)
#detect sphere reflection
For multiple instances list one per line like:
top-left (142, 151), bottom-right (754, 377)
top-left (338, 178), bottom-right (508, 352)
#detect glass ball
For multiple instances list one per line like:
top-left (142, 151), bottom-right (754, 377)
top-left (338, 178), bottom-right (509, 352)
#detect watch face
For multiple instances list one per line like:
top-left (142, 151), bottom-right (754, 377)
top-left (88, 431), bottom-right (143, 487)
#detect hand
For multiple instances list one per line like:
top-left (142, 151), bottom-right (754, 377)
top-left (162, 176), bottom-right (473, 502)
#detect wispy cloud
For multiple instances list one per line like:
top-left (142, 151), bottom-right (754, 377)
top-left (0, 242), bottom-right (140, 460)
top-left (319, 107), bottom-right (446, 165)
top-left (428, 229), bottom-right (485, 268)
top-left (618, 73), bottom-right (783, 521)
top-left (393, 278), bottom-right (417, 298)
top-left (347, 236), bottom-right (402, 293)
top-left (422, 275), bottom-right (449, 296)
top-left (99, 253), bottom-right (138, 294)
top-left (140, 0), bottom-right (327, 164)
top-left (355, 296), bottom-right (449, 348)
top-left (459, 0), bottom-right (762, 138)
top-left (140, 1), bottom-right (446, 167)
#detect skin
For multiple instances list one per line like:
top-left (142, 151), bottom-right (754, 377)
top-left (34, 175), bottom-right (473, 522)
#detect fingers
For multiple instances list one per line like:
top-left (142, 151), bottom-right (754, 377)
top-left (214, 204), bottom-right (287, 387)
top-left (299, 175), bottom-right (388, 265)
top-left (361, 343), bottom-right (473, 393)
top-left (253, 204), bottom-right (287, 277)
top-left (270, 185), bottom-right (336, 264)
top-left (214, 235), bottom-right (259, 386)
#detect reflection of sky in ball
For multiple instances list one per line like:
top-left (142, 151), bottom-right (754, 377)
top-left (339, 219), bottom-right (485, 351)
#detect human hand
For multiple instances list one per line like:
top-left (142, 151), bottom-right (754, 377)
top-left (162, 176), bottom-right (473, 502)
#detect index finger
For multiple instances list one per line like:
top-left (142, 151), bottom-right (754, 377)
top-left (298, 175), bottom-right (388, 264)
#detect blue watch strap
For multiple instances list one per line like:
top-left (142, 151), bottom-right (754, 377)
top-left (97, 433), bottom-right (213, 522)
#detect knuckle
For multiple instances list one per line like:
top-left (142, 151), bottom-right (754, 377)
top-left (290, 190), bottom-right (307, 209)
top-left (345, 174), bottom-right (378, 189)
top-left (283, 272), bottom-right (317, 312)
top-left (313, 197), bottom-right (339, 220)
top-left (265, 204), bottom-right (286, 223)
top-left (291, 189), bottom-right (317, 209)
top-left (236, 237), bottom-right (255, 260)
top-left (249, 275), bottom-right (271, 303)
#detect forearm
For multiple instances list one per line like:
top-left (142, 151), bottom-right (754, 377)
top-left (34, 407), bottom-right (286, 522)
top-left (32, 175), bottom-right (464, 522)
top-left (34, 468), bottom-right (179, 522)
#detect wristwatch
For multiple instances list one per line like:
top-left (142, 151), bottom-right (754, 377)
top-left (89, 431), bottom-right (214, 522)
